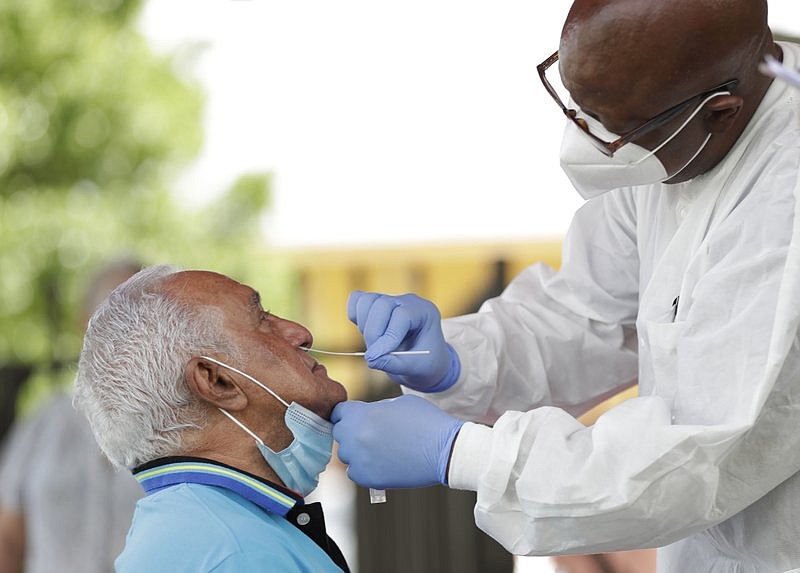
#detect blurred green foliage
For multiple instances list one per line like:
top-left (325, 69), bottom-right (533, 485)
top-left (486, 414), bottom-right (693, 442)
top-left (0, 0), bottom-right (200, 194)
top-left (0, 0), bottom-right (296, 414)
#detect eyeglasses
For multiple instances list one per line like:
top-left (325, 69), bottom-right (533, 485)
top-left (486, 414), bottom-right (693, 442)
top-left (537, 50), bottom-right (738, 157)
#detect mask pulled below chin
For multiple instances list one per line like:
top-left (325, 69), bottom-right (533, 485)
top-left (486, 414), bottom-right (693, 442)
top-left (256, 402), bottom-right (333, 497)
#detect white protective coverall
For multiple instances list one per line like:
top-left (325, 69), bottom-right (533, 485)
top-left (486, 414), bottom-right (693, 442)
top-left (417, 42), bottom-right (800, 572)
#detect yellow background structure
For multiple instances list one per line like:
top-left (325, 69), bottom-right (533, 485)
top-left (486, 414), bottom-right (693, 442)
top-left (281, 240), bottom-right (635, 425)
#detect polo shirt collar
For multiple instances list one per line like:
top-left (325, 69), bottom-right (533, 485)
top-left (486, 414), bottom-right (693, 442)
top-left (133, 456), bottom-right (301, 518)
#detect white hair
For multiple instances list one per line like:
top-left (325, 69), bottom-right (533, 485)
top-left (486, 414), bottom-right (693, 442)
top-left (73, 264), bottom-right (239, 469)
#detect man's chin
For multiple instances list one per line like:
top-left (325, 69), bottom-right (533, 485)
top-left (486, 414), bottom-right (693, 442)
top-left (317, 383), bottom-right (349, 420)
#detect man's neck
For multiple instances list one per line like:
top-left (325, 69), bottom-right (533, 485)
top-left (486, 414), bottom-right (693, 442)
top-left (180, 423), bottom-right (286, 487)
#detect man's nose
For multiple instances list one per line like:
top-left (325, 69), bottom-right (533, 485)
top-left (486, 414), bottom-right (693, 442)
top-left (275, 317), bottom-right (313, 348)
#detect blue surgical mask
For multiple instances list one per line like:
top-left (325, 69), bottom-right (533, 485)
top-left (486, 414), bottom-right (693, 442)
top-left (201, 356), bottom-right (333, 497)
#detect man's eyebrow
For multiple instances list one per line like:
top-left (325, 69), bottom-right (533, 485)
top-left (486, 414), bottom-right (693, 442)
top-left (248, 291), bottom-right (262, 312)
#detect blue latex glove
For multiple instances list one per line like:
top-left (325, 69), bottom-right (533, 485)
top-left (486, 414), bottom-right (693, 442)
top-left (331, 395), bottom-right (464, 488)
top-left (347, 290), bottom-right (460, 392)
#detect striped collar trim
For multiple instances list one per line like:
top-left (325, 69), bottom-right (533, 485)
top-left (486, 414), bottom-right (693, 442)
top-left (133, 457), bottom-right (301, 517)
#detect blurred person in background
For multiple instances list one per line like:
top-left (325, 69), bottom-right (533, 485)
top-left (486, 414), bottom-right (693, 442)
top-left (0, 259), bottom-right (143, 573)
top-left (73, 265), bottom-right (350, 572)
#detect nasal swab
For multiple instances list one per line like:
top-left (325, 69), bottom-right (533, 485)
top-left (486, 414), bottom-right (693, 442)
top-left (301, 348), bottom-right (430, 356)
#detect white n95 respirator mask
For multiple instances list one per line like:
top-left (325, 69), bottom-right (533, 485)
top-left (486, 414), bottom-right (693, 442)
top-left (559, 92), bottom-right (729, 199)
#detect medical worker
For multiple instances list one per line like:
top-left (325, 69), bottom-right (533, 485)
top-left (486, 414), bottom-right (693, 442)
top-left (331, 0), bottom-right (800, 570)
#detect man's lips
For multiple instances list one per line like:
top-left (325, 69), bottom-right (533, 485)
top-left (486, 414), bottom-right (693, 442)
top-left (298, 348), bottom-right (323, 372)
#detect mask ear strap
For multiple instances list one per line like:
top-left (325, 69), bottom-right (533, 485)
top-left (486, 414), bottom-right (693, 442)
top-left (671, 132), bottom-right (713, 179)
top-left (200, 355), bottom-right (289, 408)
top-left (632, 91), bottom-right (731, 165)
top-left (217, 407), bottom-right (265, 446)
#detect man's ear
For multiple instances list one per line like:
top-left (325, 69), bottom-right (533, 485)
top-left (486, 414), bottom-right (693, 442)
top-left (186, 357), bottom-right (248, 411)
top-left (705, 94), bottom-right (744, 134)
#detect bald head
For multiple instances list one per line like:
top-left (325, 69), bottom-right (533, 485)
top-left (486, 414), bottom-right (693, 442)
top-left (557, 0), bottom-right (778, 180)
top-left (560, 0), bottom-right (771, 119)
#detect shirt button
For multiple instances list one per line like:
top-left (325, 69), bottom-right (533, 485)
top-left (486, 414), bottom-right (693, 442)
top-left (296, 512), bottom-right (310, 526)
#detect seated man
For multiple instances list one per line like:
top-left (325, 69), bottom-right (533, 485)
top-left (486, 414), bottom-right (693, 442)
top-left (73, 265), bottom-right (350, 573)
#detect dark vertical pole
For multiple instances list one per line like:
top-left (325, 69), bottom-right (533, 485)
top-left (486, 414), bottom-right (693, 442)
top-left (0, 365), bottom-right (32, 445)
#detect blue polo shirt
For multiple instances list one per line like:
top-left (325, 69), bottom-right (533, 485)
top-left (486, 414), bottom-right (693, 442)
top-left (117, 457), bottom-right (349, 573)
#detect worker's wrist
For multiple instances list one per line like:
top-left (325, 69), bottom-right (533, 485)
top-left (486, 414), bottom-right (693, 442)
top-left (437, 418), bottom-right (464, 485)
top-left (446, 422), bottom-right (493, 491)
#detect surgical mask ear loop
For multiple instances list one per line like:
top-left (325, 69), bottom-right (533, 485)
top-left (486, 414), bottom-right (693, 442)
top-left (669, 132), bottom-right (712, 179)
top-left (217, 407), bottom-right (265, 445)
top-left (201, 355), bottom-right (292, 447)
top-left (200, 355), bottom-right (289, 408)
top-left (630, 91), bottom-right (731, 165)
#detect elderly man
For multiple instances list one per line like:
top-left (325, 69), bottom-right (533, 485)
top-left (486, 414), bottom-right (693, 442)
top-left (73, 265), bottom-right (350, 573)
top-left (331, 0), bottom-right (800, 571)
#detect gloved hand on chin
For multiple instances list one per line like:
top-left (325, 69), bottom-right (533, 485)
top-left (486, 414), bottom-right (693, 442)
top-left (331, 395), bottom-right (464, 489)
top-left (347, 291), bottom-right (461, 392)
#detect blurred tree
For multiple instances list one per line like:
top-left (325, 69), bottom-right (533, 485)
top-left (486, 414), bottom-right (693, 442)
top-left (0, 0), bottom-right (200, 194)
top-left (0, 0), bottom-right (294, 425)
